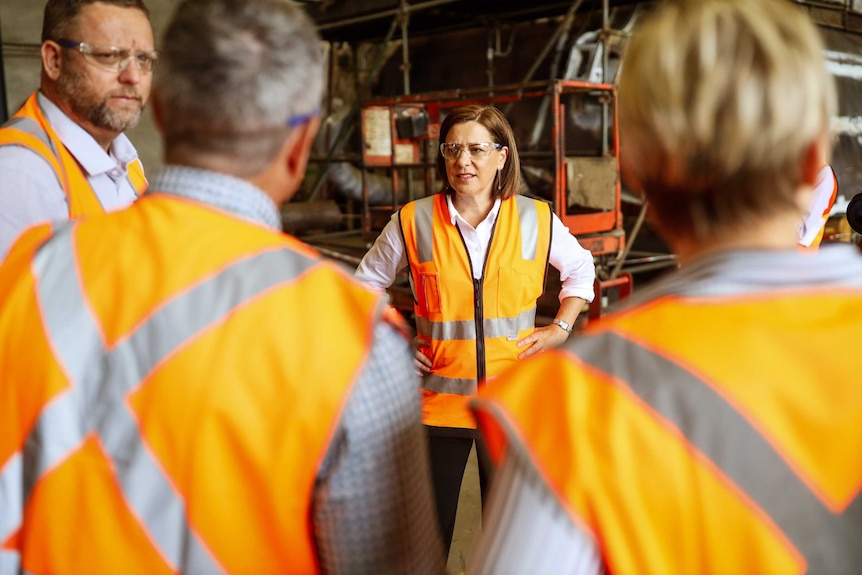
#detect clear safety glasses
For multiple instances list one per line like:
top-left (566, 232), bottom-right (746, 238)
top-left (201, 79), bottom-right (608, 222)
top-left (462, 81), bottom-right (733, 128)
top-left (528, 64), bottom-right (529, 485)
top-left (439, 142), bottom-right (504, 161)
top-left (56, 40), bottom-right (159, 73)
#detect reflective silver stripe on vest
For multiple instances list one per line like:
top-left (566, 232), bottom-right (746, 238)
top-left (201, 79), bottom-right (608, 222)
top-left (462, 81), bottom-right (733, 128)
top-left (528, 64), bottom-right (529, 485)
top-left (513, 195), bottom-right (539, 261)
top-left (1, 117), bottom-right (66, 193)
top-left (574, 331), bottom-right (862, 573)
top-left (1, 229), bottom-right (319, 572)
top-left (415, 307), bottom-right (535, 341)
top-left (423, 373), bottom-right (478, 396)
top-left (412, 195), bottom-right (541, 265)
top-left (0, 452), bottom-right (23, 549)
top-left (0, 549), bottom-right (21, 575)
top-left (414, 196), bottom-right (435, 264)
top-left (4, 117), bottom-right (54, 151)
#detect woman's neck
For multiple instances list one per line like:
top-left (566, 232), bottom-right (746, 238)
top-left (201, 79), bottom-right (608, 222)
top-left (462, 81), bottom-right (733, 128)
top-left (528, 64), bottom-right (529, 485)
top-left (453, 192), bottom-right (495, 228)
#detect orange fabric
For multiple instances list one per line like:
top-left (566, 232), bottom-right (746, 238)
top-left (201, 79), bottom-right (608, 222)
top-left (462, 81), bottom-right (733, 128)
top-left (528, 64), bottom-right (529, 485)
top-left (421, 390), bottom-right (475, 429)
top-left (612, 294), bottom-right (862, 510)
top-left (0, 224), bottom-right (68, 475)
top-left (475, 289), bottom-right (862, 574)
top-left (15, 437), bottom-right (174, 574)
top-left (1, 195), bottom-right (384, 574)
top-left (401, 194), bottom-right (551, 428)
top-left (0, 92), bottom-right (147, 220)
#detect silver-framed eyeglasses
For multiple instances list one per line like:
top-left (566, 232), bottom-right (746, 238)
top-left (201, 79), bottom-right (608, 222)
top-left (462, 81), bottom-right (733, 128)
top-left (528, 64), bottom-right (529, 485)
top-left (55, 40), bottom-right (159, 73)
top-left (440, 142), bottom-right (503, 160)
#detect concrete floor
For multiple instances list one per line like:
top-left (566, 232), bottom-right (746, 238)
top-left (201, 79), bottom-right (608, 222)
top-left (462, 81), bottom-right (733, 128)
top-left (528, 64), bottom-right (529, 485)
top-left (447, 446), bottom-right (482, 575)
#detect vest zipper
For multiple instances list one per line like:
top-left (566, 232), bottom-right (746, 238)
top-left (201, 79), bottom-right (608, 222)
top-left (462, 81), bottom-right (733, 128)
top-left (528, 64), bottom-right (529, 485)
top-left (455, 216), bottom-right (498, 385)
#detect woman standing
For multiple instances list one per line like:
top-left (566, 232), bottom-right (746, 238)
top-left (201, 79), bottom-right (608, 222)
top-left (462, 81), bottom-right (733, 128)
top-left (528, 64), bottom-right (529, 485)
top-left (355, 104), bottom-right (595, 555)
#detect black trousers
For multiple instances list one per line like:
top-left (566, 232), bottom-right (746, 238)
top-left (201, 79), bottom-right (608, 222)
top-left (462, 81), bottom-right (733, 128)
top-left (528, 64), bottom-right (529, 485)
top-left (426, 428), bottom-right (492, 556)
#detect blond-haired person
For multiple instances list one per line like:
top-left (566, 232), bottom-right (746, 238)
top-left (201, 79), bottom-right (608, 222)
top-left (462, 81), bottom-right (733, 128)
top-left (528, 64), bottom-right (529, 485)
top-left (467, 0), bottom-right (862, 573)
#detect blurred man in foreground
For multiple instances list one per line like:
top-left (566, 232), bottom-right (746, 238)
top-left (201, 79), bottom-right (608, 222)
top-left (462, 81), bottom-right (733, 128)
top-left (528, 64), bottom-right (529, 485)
top-left (0, 0), bottom-right (443, 573)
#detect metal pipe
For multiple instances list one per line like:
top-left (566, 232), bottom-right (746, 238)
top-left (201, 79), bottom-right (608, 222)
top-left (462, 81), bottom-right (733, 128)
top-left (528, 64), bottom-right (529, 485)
top-left (400, 0), bottom-right (411, 95)
top-left (503, 0), bottom-right (583, 134)
top-left (601, 0), bottom-right (610, 155)
top-left (311, 246), bottom-right (364, 268)
top-left (610, 198), bottom-right (648, 280)
top-left (519, 0), bottom-right (584, 86)
top-left (316, 0), bottom-right (462, 32)
top-left (308, 14), bottom-right (401, 202)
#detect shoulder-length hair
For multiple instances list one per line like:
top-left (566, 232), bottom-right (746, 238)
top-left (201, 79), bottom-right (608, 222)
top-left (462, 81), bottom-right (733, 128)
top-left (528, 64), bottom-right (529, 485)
top-left (436, 104), bottom-right (521, 200)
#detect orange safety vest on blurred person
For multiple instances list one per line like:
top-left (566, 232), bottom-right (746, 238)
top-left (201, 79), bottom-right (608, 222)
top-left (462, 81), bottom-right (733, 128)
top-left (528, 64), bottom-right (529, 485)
top-left (400, 193), bottom-right (551, 429)
top-left (0, 195), bottom-right (389, 574)
top-left (0, 92), bottom-right (147, 217)
top-left (473, 294), bottom-right (862, 574)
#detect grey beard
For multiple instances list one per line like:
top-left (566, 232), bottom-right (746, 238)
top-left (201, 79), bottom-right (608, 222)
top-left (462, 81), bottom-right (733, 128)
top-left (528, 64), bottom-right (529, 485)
top-left (88, 100), bottom-right (142, 133)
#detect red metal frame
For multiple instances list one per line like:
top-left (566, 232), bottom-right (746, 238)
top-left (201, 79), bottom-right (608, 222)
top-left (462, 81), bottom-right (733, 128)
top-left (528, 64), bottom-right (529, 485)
top-left (359, 80), bottom-right (625, 258)
top-left (588, 273), bottom-right (633, 323)
top-left (553, 80), bottom-right (624, 256)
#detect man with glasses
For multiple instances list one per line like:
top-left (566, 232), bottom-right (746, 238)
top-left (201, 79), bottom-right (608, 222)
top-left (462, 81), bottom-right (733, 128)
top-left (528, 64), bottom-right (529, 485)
top-left (0, 0), bottom-right (154, 259)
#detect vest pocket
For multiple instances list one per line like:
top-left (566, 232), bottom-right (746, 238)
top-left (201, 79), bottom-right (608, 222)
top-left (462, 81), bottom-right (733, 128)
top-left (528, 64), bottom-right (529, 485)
top-left (419, 272), bottom-right (441, 314)
top-left (497, 266), bottom-right (542, 318)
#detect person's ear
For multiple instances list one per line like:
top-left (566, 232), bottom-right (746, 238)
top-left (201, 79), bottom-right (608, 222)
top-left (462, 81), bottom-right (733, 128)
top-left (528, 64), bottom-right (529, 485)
top-left (795, 133), bottom-right (829, 213)
top-left (498, 145), bottom-right (508, 170)
top-left (151, 91), bottom-right (164, 133)
top-left (800, 133), bottom-right (829, 187)
top-left (270, 116), bottom-right (321, 205)
top-left (41, 41), bottom-right (63, 81)
top-left (284, 116), bottom-right (320, 185)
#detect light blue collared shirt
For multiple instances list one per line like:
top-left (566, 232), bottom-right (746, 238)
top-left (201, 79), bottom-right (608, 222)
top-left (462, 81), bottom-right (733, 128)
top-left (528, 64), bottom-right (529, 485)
top-left (0, 91), bottom-right (142, 258)
top-left (149, 165), bottom-right (283, 231)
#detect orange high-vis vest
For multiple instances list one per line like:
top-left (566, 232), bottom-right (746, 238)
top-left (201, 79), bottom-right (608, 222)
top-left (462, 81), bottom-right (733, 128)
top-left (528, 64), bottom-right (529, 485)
top-left (399, 193), bottom-right (551, 429)
top-left (473, 290), bottom-right (862, 574)
top-left (0, 92), bottom-right (147, 217)
top-left (0, 194), bottom-right (390, 574)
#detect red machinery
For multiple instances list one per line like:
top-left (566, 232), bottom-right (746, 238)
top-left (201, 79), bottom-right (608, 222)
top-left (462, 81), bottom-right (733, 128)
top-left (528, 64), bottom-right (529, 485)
top-left (357, 79), bottom-right (631, 320)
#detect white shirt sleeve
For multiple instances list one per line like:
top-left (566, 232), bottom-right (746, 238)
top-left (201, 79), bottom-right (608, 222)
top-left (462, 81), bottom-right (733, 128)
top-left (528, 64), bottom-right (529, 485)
top-left (0, 146), bottom-right (68, 259)
top-left (550, 213), bottom-right (596, 303)
top-left (354, 212), bottom-right (407, 292)
top-left (798, 165), bottom-right (836, 247)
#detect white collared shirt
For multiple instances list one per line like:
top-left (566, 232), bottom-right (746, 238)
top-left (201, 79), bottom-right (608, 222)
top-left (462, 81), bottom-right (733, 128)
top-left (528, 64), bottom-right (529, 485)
top-left (355, 194), bottom-right (596, 303)
top-left (0, 92), bottom-right (142, 258)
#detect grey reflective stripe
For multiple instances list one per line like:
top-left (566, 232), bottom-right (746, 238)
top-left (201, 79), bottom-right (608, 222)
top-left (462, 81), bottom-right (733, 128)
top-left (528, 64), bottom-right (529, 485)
top-left (416, 308), bottom-right (535, 341)
top-left (0, 549), bottom-right (23, 575)
top-left (484, 308), bottom-right (535, 339)
top-left (469, 399), bottom-right (604, 575)
top-left (4, 117), bottom-right (53, 151)
top-left (574, 331), bottom-right (862, 573)
top-left (4, 230), bottom-right (319, 572)
top-left (423, 373), bottom-right (477, 396)
top-left (0, 452), bottom-right (22, 546)
top-left (412, 196), bottom-right (541, 265)
top-left (2, 117), bottom-right (66, 192)
top-left (414, 196), bottom-right (435, 264)
top-left (513, 195), bottom-right (539, 261)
